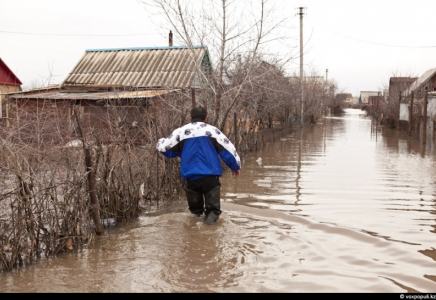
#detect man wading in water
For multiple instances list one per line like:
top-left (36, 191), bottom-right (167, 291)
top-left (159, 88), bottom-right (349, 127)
top-left (156, 106), bottom-right (241, 225)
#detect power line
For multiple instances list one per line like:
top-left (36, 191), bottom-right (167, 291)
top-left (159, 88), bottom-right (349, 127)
top-left (0, 30), bottom-right (158, 37)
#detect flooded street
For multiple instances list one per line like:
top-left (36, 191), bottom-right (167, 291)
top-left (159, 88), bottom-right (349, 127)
top-left (2, 108), bottom-right (436, 293)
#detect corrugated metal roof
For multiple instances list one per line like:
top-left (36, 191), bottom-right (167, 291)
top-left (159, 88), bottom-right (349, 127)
top-left (404, 68), bottom-right (436, 97)
top-left (62, 46), bottom-right (209, 89)
top-left (7, 89), bottom-right (179, 101)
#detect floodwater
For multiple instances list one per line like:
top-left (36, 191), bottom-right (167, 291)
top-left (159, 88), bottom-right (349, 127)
top-left (2, 108), bottom-right (436, 293)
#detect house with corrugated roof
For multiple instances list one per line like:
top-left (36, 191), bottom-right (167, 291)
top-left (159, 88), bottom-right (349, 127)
top-left (8, 44), bottom-right (212, 104)
top-left (0, 57), bottom-right (22, 118)
top-left (5, 39), bottom-right (214, 141)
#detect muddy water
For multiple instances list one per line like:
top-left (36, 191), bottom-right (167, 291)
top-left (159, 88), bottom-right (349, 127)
top-left (2, 108), bottom-right (436, 293)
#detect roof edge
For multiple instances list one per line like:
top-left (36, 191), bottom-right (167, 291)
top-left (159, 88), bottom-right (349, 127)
top-left (404, 67), bottom-right (436, 96)
top-left (85, 46), bottom-right (207, 52)
top-left (0, 81), bottom-right (21, 86)
top-left (0, 58), bottom-right (22, 85)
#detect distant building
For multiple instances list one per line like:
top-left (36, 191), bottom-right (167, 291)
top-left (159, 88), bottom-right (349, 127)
top-left (368, 95), bottom-right (383, 107)
top-left (336, 93), bottom-right (352, 103)
top-left (351, 97), bottom-right (359, 105)
top-left (359, 91), bottom-right (379, 104)
top-left (0, 57), bottom-right (22, 118)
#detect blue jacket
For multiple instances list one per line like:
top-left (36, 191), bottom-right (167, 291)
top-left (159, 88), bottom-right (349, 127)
top-left (156, 122), bottom-right (241, 181)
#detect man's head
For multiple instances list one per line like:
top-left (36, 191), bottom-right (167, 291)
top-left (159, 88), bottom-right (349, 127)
top-left (190, 106), bottom-right (208, 122)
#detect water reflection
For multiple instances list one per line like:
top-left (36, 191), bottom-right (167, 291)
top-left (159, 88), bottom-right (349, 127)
top-left (2, 108), bottom-right (436, 293)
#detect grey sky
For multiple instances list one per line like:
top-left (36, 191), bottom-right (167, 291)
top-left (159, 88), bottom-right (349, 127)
top-left (2, 0), bottom-right (435, 97)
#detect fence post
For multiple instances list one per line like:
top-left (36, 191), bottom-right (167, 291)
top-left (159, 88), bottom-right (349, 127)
top-left (397, 92), bottom-right (401, 130)
top-left (408, 91), bottom-right (414, 136)
top-left (423, 88), bottom-right (428, 144)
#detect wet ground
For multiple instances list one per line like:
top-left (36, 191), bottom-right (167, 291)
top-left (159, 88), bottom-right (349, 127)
top-left (2, 108), bottom-right (436, 293)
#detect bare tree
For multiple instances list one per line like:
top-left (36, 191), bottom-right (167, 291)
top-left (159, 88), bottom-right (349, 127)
top-left (287, 66), bottom-right (329, 121)
top-left (143, 0), bottom-right (297, 131)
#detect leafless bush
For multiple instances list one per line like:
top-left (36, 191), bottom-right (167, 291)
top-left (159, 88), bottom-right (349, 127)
top-left (0, 94), bottom-right (188, 272)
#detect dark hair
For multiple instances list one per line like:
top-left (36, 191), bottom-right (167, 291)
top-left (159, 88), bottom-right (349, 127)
top-left (190, 106), bottom-right (207, 122)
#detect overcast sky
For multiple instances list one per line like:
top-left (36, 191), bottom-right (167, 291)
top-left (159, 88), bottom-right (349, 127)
top-left (2, 0), bottom-right (435, 97)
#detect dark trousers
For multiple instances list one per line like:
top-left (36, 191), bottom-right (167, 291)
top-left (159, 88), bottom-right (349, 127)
top-left (183, 176), bottom-right (221, 217)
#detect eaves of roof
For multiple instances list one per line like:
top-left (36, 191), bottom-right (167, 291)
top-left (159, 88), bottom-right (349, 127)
top-left (6, 89), bottom-right (180, 101)
top-left (404, 68), bottom-right (436, 97)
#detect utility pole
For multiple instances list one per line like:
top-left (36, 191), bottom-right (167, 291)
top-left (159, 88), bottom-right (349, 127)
top-left (298, 7), bottom-right (306, 127)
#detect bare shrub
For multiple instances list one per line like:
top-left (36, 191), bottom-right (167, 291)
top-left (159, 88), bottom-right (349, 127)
top-left (0, 93), bottom-right (190, 272)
